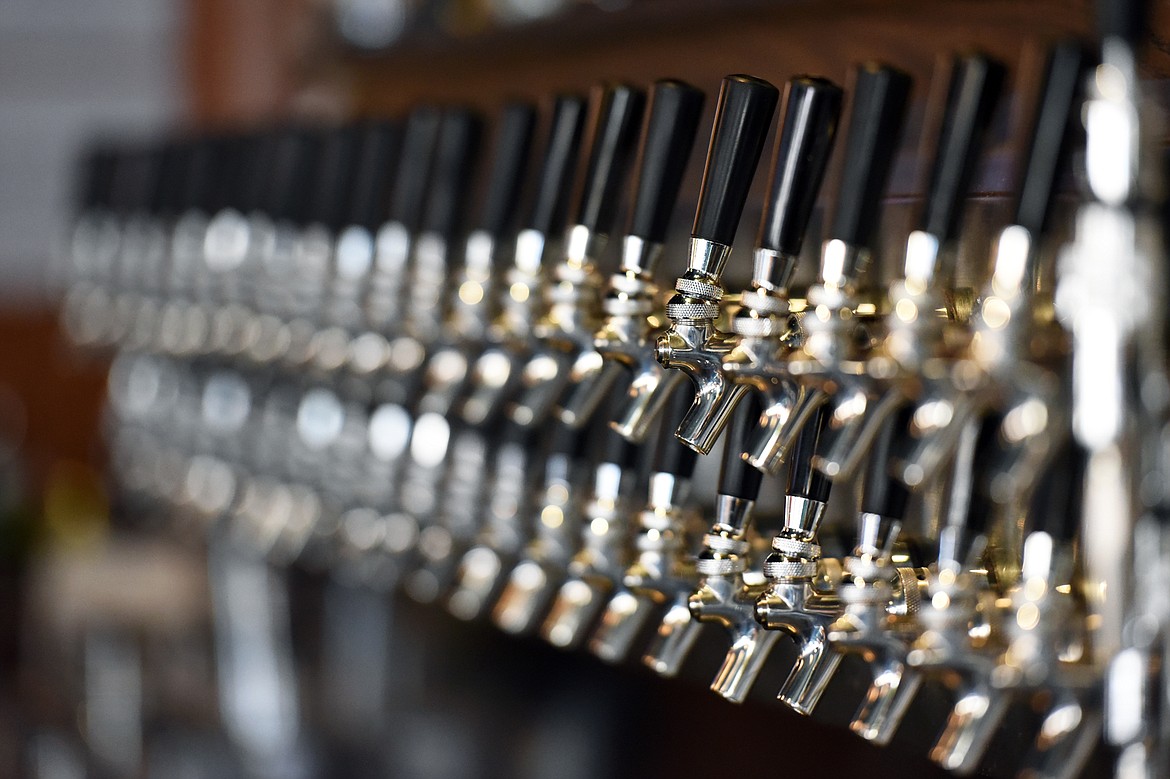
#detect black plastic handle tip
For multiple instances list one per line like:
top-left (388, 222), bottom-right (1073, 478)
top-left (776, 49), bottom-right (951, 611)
top-left (717, 394), bottom-right (765, 501)
top-left (692, 74), bottom-right (780, 247)
top-left (527, 94), bottom-right (589, 236)
top-left (389, 106), bottom-right (443, 231)
top-left (920, 54), bottom-right (1005, 244)
top-left (786, 404), bottom-right (833, 503)
top-left (652, 384), bottom-right (701, 477)
top-left (627, 79), bottom-right (706, 244)
top-left (477, 102), bottom-right (538, 238)
top-left (860, 405), bottom-right (913, 520)
top-left (347, 120), bottom-right (402, 231)
top-left (828, 63), bottom-right (913, 250)
top-left (575, 83), bottom-right (647, 235)
top-left (759, 76), bottom-right (843, 257)
top-left (1014, 41), bottom-right (1088, 236)
top-left (422, 108), bottom-right (484, 239)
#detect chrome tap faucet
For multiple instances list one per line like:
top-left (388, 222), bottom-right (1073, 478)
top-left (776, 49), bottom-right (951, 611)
top-left (827, 408), bottom-right (926, 745)
top-left (655, 74), bottom-right (780, 455)
top-left (744, 63), bottom-right (912, 476)
top-left (754, 405), bottom-right (843, 715)
top-left (509, 83), bottom-right (646, 429)
top-left (558, 79), bottom-right (705, 439)
top-left (589, 387), bottom-right (700, 663)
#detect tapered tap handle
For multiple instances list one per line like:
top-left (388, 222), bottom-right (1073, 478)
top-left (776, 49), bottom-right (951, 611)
top-left (389, 106), bottom-right (443, 231)
top-left (1013, 42), bottom-right (1088, 236)
top-left (110, 144), bottom-right (162, 215)
top-left (918, 54), bottom-right (1004, 244)
top-left (1099, 0), bottom-right (1149, 46)
top-left (692, 75), bottom-right (780, 247)
top-left (859, 405), bottom-right (912, 520)
top-left (155, 140), bottom-right (189, 216)
top-left (627, 79), bottom-right (706, 244)
top-left (76, 145), bottom-right (118, 211)
top-left (786, 404), bottom-right (832, 503)
top-left (717, 394), bottom-right (764, 501)
top-left (526, 95), bottom-right (589, 236)
top-left (573, 83), bottom-right (646, 235)
top-left (269, 128), bottom-right (320, 223)
top-left (309, 124), bottom-right (364, 231)
top-left (207, 133), bottom-right (252, 214)
top-left (1025, 439), bottom-right (1088, 544)
top-left (347, 120), bottom-right (402, 231)
top-left (758, 76), bottom-right (843, 257)
top-left (599, 425), bottom-right (642, 469)
top-left (827, 63), bottom-right (912, 249)
top-left (183, 137), bottom-right (219, 215)
top-left (477, 102), bottom-right (538, 238)
top-left (549, 420), bottom-right (590, 459)
top-left (423, 108), bottom-right (484, 239)
top-left (652, 385), bottom-right (700, 477)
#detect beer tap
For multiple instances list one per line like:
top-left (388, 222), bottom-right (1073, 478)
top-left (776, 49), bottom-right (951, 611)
top-left (655, 74), bottom-right (779, 455)
top-left (459, 95), bottom-right (587, 428)
top-left (508, 83), bottom-right (646, 429)
top-left (556, 79), bottom-right (705, 438)
top-left (889, 44), bottom-right (1084, 499)
top-left (444, 98), bottom-right (588, 618)
top-left (492, 423), bottom-right (589, 634)
top-left (589, 386), bottom-right (699, 663)
top-left (742, 64), bottom-right (911, 475)
top-left (401, 103), bottom-right (539, 603)
top-left (675, 395), bottom-right (774, 702)
top-left (636, 397), bottom-right (762, 678)
top-left (754, 404), bottom-right (843, 715)
top-left (539, 422), bottom-right (643, 648)
top-left (718, 75), bottom-right (843, 471)
top-left (826, 407), bottom-right (925, 745)
top-left (905, 416), bottom-right (1011, 774)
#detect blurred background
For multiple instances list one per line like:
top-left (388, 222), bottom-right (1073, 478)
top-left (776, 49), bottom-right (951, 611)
top-left (0, 0), bottom-right (1154, 777)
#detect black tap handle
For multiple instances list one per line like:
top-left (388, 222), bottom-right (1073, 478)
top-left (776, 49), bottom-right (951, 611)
top-left (156, 140), bottom-right (191, 217)
top-left (389, 106), bottom-right (443, 231)
top-left (599, 425), bottom-right (642, 469)
top-left (786, 403), bottom-right (832, 503)
top-left (758, 76), bottom-right (843, 257)
top-left (477, 102), bottom-right (538, 238)
top-left (76, 145), bottom-right (117, 211)
top-left (206, 133), bottom-right (249, 214)
top-left (110, 145), bottom-right (159, 215)
top-left (310, 124), bottom-right (364, 231)
top-left (422, 108), bottom-right (484, 239)
top-left (1013, 42), bottom-right (1088, 236)
top-left (919, 54), bottom-right (1005, 244)
top-left (860, 405), bottom-right (912, 520)
top-left (1099, 0), bottom-right (1148, 47)
top-left (347, 120), bottom-right (402, 231)
top-left (828, 63), bottom-right (912, 249)
top-left (526, 95), bottom-right (589, 236)
top-left (1021, 438), bottom-right (1088, 544)
top-left (574, 83), bottom-right (646, 234)
top-left (269, 128), bottom-right (320, 223)
top-left (716, 394), bottom-right (765, 500)
top-left (183, 136), bottom-right (219, 215)
top-left (692, 74), bottom-right (780, 247)
top-left (652, 385), bottom-right (700, 477)
top-left (627, 79), bottom-right (706, 244)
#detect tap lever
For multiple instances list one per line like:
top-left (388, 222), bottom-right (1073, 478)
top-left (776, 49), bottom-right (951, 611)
top-left (572, 83), bottom-right (646, 240)
top-left (716, 394), bottom-right (765, 503)
top-left (422, 109), bottom-right (484, 240)
top-left (526, 95), bottom-right (589, 240)
top-left (755, 76), bottom-right (843, 290)
top-left (916, 55), bottom-right (1004, 259)
top-left (651, 387), bottom-right (700, 478)
top-left (1012, 42), bottom-right (1088, 239)
top-left (345, 121), bottom-right (401, 232)
top-left (477, 103), bottom-right (538, 240)
top-left (625, 80), bottom-right (706, 262)
top-left (690, 74), bottom-right (780, 264)
top-left (823, 63), bottom-right (911, 285)
top-left (308, 124), bottom-right (363, 232)
top-left (784, 403), bottom-right (832, 507)
top-left (857, 406), bottom-right (914, 553)
top-left (389, 107), bottom-right (443, 233)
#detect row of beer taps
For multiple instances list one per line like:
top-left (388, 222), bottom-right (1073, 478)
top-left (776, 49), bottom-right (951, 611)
top-left (61, 6), bottom-right (1170, 775)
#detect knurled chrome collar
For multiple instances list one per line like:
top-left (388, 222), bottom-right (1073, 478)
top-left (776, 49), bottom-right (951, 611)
top-left (771, 536), bottom-right (821, 560)
top-left (739, 289), bottom-right (789, 315)
top-left (674, 276), bottom-right (723, 302)
top-left (703, 533), bottom-right (750, 556)
top-left (695, 556), bottom-right (747, 576)
top-left (731, 316), bottom-right (785, 337)
top-left (666, 300), bottom-right (720, 320)
top-left (895, 566), bottom-right (922, 617)
top-left (763, 559), bottom-right (819, 580)
top-left (603, 297), bottom-right (654, 317)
